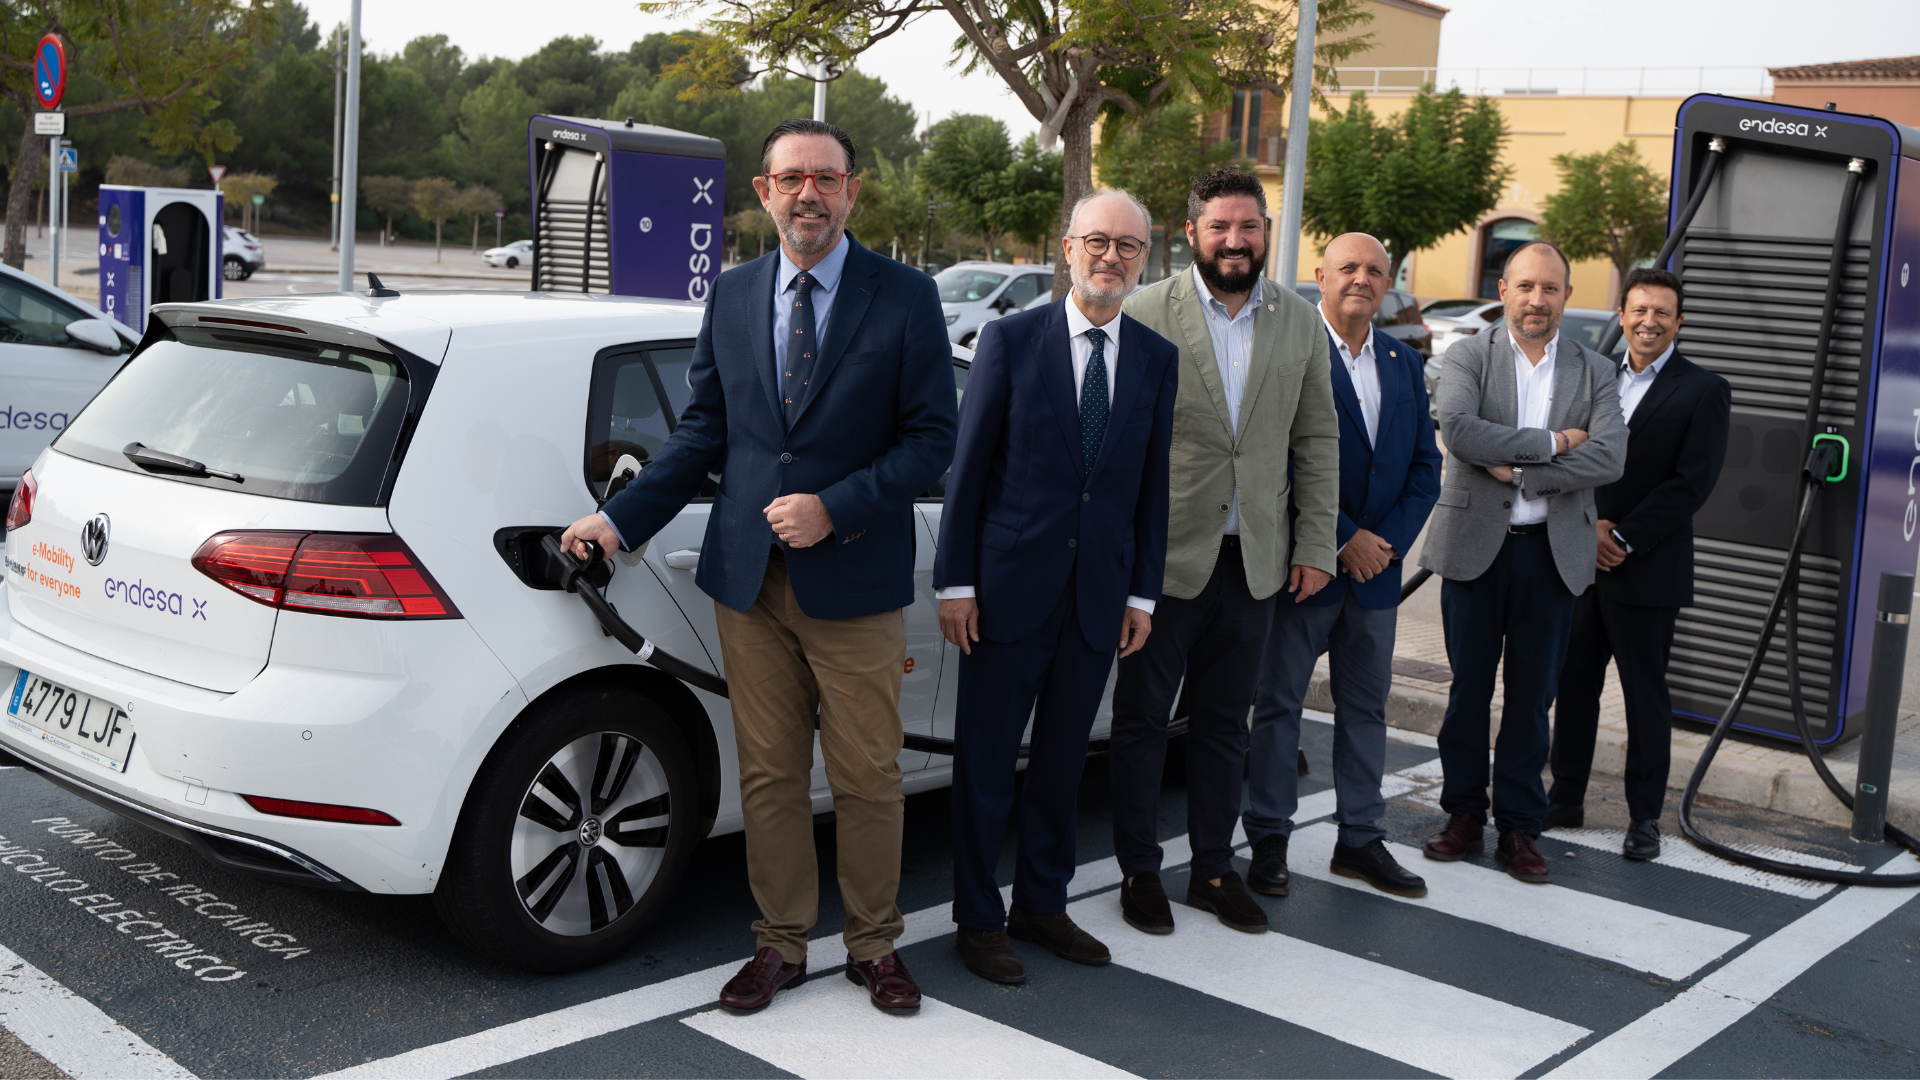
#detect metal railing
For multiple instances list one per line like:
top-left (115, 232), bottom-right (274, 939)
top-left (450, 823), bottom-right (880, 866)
top-left (1329, 66), bottom-right (1774, 98)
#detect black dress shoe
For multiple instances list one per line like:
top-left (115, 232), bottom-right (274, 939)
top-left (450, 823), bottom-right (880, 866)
top-left (1330, 837), bottom-right (1428, 898)
top-left (956, 928), bottom-right (1026, 985)
top-left (1623, 819), bottom-right (1661, 861)
top-left (1007, 907), bottom-right (1111, 965)
top-left (1121, 873), bottom-right (1175, 935)
top-left (1248, 834), bottom-right (1291, 896)
top-left (1542, 802), bottom-right (1585, 831)
top-left (1187, 870), bottom-right (1269, 933)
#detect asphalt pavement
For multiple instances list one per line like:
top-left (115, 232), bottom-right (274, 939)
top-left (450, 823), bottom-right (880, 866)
top-left (1, 713), bottom-right (1915, 1079)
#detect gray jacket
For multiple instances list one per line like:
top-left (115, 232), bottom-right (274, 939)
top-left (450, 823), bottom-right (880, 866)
top-left (1418, 323), bottom-right (1626, 594)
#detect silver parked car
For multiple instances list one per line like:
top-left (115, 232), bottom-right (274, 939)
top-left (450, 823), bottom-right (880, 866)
top-left (936, 262), bottom-right (1055, 347)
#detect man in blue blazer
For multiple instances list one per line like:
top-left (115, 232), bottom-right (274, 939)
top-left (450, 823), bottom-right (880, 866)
top-left (1247, 233), bottom-right (1441, 898)
top-left (563, 119), bottom-right (956, 1016)
top-left (934, 190), bottom-right (1178, 985)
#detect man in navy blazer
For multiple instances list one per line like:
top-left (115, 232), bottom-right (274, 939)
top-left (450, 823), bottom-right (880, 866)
top-left (1247, 233), bottom-right (1441, 898)
top-left (563, 120), bottom-right (955, 1016)
top-left (935, 190), bottom-right (1178, 985)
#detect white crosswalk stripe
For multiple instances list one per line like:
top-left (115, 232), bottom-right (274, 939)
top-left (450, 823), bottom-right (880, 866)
top-left (1543, 826), bottom-right (1862, 899)
top-left (1070, 896), bottom-right (1590, 1080)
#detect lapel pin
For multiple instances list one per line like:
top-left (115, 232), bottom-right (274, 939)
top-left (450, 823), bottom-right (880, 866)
top-left (1267, 304), bottom-right (1274, 312)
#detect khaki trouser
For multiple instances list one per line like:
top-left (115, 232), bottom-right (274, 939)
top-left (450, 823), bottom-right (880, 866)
top-left (713, 555), bottom-right (907, 964)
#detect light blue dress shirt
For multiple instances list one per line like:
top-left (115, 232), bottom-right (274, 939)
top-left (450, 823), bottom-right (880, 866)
top-left (1191, 264), bottom-right (1261, 535)
top-left (773, 232), bottom-right (851, 380)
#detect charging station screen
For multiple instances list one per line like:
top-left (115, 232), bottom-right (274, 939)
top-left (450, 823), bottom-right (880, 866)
top-left (608, 150), bottom-right (724, 304)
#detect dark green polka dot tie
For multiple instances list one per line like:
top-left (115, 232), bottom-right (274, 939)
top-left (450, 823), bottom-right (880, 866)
top-left (1081, 327), bottom-right (1109, 473)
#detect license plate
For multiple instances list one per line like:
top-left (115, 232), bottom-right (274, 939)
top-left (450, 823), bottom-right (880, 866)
top-left (5, 669), bottom-right (134, 772)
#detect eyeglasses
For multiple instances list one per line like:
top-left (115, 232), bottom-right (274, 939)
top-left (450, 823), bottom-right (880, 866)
top-left (763, 170), bottom-right (851, 195)
top-left (1067, 234), bottom-right (1146, 260)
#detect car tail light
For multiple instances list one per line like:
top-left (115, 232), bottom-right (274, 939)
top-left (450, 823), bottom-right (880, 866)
top-left (242, 794), bottom-right (401, 825)
top-left (192, 531), bottom-right (460, 619)
top-left (5, 469), bottom-right (34, 531)
top-left (1462, 326), bottom-right (1481, 336)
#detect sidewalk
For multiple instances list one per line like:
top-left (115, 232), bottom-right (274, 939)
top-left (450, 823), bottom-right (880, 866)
top-left (1304, 530), bottom-right (1920, 835)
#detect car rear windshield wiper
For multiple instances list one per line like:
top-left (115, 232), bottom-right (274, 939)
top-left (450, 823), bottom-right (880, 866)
top-left (122, 442), bottom-right (244, 483)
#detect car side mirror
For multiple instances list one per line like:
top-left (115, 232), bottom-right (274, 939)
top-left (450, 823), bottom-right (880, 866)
top-left (65, 319), bottom-right (123, 355)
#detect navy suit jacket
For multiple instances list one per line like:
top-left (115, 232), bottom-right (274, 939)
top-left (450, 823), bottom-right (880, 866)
top-left (599, 235), bottom-right (957, 620)
top-left (1301, 326), bottom-right (1442, 609)
top-left (934, 299), bottom-right (1179, 651)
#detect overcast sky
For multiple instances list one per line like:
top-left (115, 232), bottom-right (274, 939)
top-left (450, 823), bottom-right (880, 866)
top-left (300, 0), bottom-right (1918, 139)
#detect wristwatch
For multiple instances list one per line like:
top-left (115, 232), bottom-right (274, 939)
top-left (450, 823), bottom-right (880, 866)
top-left (1511, 466), bottom-right (1525, 489)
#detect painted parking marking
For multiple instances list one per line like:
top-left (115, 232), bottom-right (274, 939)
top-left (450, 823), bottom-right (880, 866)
top-left (1544, 825), bottom-right (1863, 899)
top-left (1545, 853), bottom-right (1920, 1079)
top-left (0, 940), bottom-right (194, 1080)
top-left (1287, 822), bottom-right (1749, 980)
top-left (1068, 895), bottom-right (1590, 1080)
top-left (682, 981), bottom-right (1136, 1079)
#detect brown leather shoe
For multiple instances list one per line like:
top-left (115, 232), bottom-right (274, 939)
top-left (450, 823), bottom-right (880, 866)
top-left (1423, 812), bottom-right (1486, 861)
top-left (956, 928), bottom-right (1026, 985)
top-left (1007, 907), bottom-right (1111, 965)
top-left (1496, 828), bottom-right (1551, 883)
top-left (845, 951), bottom-right (921, 1013)
top-left (718, 946), bottom-right (806, 1014)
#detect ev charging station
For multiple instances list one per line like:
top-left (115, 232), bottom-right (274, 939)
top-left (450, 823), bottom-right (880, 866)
top-left (526, 114), bottom-right (725, 302)
top-left (1662, 95), bottom-right (1920, 746)
top-left (95, 184), bottom-right (224, 334)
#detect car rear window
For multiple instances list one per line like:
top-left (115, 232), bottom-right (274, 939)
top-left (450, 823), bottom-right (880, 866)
top-left (936, 269), bottom-right (1007, 304)
top-left (55, 326), bottom-right (415, 505)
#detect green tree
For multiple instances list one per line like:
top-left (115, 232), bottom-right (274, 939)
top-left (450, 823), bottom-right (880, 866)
top-left (0, 0), bottom-right (275, 267)
top-left (1538, 141), bottom-right (1669, 306)
top-left (412, 176), bottom-right (462, 261)
top-left (985, 136), bottom-right (1064, 263)
top-left (1098, 104), bottom-right (1245, 278)
top-left (727, 205), bottom-right (776, 259)
top-left (219, 171), bottom-right (277, 232)
top-left (849, 152), bottom-right (934, 262)
top-left (456, 183), bottom-right (503, 252)
top-left (438, 68), bottom-right (539, 207)
top-left (642, 0), bottom-right (1372, 296)
top-left (105, 154), bottom-right (188, 186)
top-left (362, 174), bottom-right (415, 244)
top-left (744, 71), bottom-right (917, 176)
top-left (1301, 86), bottom-right (1510, 283)
top-left (924, 114), bottom-right (1013, 260)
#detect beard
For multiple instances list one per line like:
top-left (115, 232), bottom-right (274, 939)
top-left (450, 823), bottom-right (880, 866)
top-left (1508, 306), bottom-right (1560, 343)
top-left (1070, 258), bottom-right (1132, 305)
top-left (1194, 242), bottom-right (1265, 295)
top-left (774, 197), bottom-right (845, 257)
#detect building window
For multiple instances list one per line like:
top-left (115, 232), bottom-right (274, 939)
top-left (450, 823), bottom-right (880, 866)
top-left (1228, 90), bottom-right (1264, 158)
top-left (1478, 219), bottom-right (1539, 299)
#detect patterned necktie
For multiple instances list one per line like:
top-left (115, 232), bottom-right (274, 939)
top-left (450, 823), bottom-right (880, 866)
top-left (1080, 327), bottom-right (1110, 473)
top-left (784, 271), bottom-right (817, 427)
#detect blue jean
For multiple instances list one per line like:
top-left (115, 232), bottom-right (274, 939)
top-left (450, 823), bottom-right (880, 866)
top-left (1247, 591), bottom-right (1397, 848)
top-left (1437, 532), bottom-right (1577, 835)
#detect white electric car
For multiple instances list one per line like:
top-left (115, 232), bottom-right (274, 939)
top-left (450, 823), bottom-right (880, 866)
top-left (0, 290), bottom-right (1127, 973)
top-left (0, 263), bottom-right (140, 491)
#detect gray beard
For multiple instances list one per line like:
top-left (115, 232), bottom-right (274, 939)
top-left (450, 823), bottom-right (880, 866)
top-left (775, 201), bottom-right (844, 257)
top-left (1070, 261), bottom-right (1130, 305)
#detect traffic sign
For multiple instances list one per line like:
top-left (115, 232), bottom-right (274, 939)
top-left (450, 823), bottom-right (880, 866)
top-left (207, 165), bottom-right (227, 186)
top-left (33, 112), bottom-right (64, 136)
top-left (251, 194), bottom-right (265, 205)
top-left (56, 146), bottom-right (76, 173)
top-left (33, 34), bottom-right (65, 111)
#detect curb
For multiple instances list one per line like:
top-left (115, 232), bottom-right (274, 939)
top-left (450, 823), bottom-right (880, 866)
top-left (1304, 672), bottom-right (1920, 835)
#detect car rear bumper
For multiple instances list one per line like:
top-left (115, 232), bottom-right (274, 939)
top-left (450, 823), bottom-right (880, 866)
top-left (0, 589), bottom-right (527, 895)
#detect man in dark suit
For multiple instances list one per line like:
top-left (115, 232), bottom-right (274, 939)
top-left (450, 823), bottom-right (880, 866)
top-left (562, 119), bottom-right (956, 1015)
top-left (935, 189), bottom-right (1178, 985)
top-left (1247, 233), bottom-right (1441, 898)
top-left (1548, 267), bottom-right (1730, 860)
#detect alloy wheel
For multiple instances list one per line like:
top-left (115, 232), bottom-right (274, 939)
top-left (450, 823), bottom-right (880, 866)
top-left (510, 730), bottom-right (672, 936)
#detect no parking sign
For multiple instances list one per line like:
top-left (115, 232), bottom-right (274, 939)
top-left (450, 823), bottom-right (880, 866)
top-left (33, 34), bottom-right (65, 111)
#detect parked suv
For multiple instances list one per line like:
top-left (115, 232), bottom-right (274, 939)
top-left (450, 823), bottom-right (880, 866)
top-left (222, 226), bottom-right (265, 281)
top-left (0, 291), bottom-right (1128, 974)
top-left (937, 261), bottom-right (1055, 346)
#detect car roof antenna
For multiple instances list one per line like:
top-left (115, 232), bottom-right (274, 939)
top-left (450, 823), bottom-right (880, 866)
top-left (366, 272), bottom-right (400, 298)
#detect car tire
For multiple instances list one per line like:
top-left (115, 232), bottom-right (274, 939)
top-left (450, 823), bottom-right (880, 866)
top-left (506, 256), bottom-right (519, 269)
top-left (959, 331), bottom-right (976, 348)
top-left (240, 265), bottom-right (255, 281)
top-left (434, 682), bottom-right (700, 973)
top-left (222, 255), bottom-right (246, 282)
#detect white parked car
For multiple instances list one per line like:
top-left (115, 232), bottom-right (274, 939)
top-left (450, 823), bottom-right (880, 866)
top-left (1421, 298), bottom-right (1502, 356)
top-left (222, 226), bottom-right (265, 281)
top-left (0, 263), bottom-right (139, 491)
top-left (483, 239), bottom-right (533, 268)
top-left (0, 291), bottom-right (1130, 973)
top-left (936, 261), bottom-right (1055, 346)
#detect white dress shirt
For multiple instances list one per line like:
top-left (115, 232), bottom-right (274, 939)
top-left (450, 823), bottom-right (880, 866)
top-left (1617, 342), bottom-right (1674, 424)
top-left (1318, 306), bottom-right (1381, 448)
top-left (937, 296), bottom-right (1153, 614)
top-left (1193, 265), bottom-right (1261, 534)
top-left (1509, 331), bottom-right (1560, 526)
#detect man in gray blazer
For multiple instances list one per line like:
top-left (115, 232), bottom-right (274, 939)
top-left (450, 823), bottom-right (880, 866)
top-left (1418, 241), bottom-right (1625, 883)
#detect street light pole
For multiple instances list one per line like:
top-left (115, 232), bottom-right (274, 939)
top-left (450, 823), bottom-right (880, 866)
top-left (1275, 0), bottom-right (1317, 287)
top-left (47, 134), bottom-right (58, 288)
top-left (813, 60), bottom-right (826, 122)
top-left (330, 24), bottom-right (344, 251)
top-left (337, 0), bottom-right (362, 293)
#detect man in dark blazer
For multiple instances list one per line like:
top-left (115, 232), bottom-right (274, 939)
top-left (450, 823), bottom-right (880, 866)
top-left (1248, 233), bottom-right (1441, 899)
top-left (935, 189), bottom-right (1178, 985)
top-left (563, 119), bottom-right (956, 1015)
top-left (1548, 267), bottom-right (1730, 860)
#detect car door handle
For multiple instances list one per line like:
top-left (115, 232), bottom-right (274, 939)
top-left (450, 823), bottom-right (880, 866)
top-left (664, 549), bottom-right (701, 570)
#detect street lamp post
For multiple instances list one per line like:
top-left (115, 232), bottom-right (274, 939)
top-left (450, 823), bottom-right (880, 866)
top-left (1275, 0), bottom-right (1317, 287)
top-left (329, 25), bottom-right (344, 251)
top-left (337, 0), bottom-right (362, 293)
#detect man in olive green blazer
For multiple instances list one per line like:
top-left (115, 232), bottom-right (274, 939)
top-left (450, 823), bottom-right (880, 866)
top-left (1110, 168), bottom-right (1340, 937)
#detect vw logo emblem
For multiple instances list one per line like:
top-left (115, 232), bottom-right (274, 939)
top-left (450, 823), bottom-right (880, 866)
top-left (80, 514), bottom-right (110, 566)
top-left (579, 818), bottom-right (602, 847)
